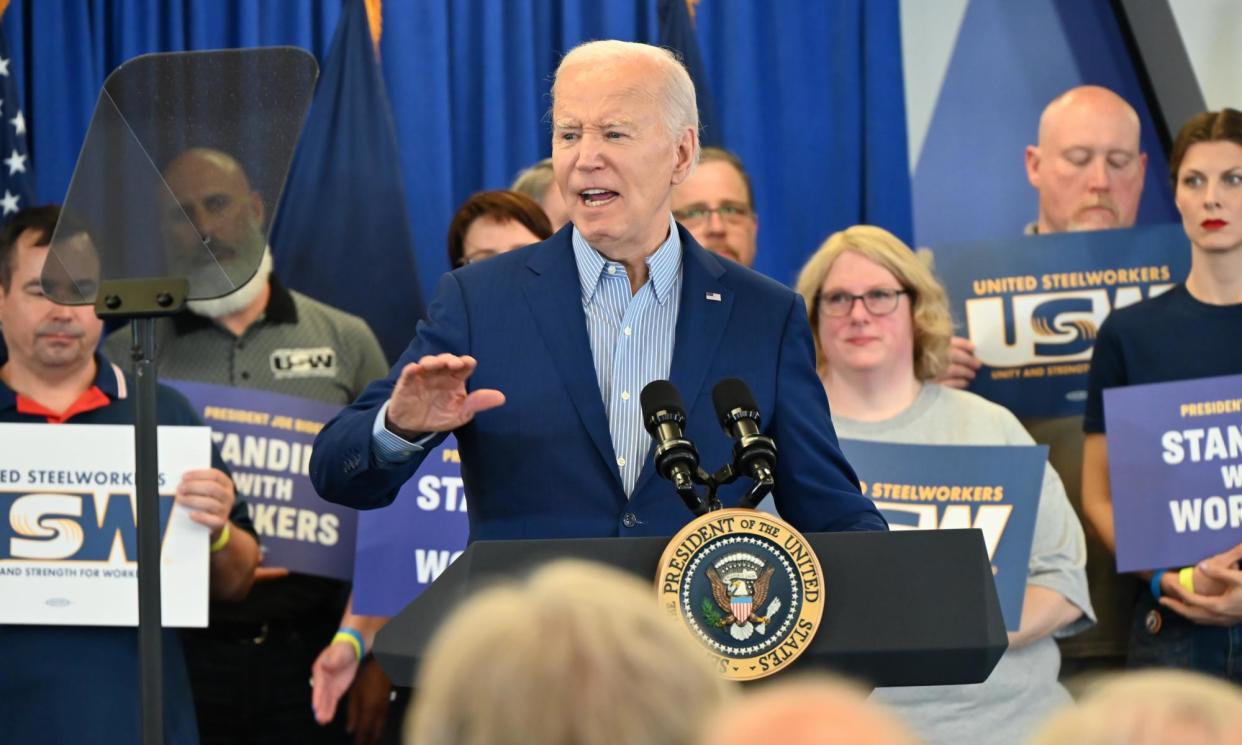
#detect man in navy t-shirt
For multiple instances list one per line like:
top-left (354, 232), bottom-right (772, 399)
top-left (0, 206), bottom-right (260, 745)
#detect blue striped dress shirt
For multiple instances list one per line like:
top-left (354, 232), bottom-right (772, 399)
top-left (371, 215), bottom-right (683, 498)
top-left (572, 215), bottom-right (682, 496)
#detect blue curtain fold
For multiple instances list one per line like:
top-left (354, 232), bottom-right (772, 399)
top-left (5, 0), bottom-right (911, 296)
top-left (269, 0), bottom-right (424, 364)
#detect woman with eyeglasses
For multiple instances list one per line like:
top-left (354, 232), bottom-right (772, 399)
top-left (446, 190), bottom-right (554, 269)
top-left (794, 225), bottom-right (1092, 745)
top-left (1081, 109), bottom-right (1242, 679)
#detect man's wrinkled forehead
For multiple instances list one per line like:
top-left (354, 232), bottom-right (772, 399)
top-left (552, 62), bottom-right (661, 119)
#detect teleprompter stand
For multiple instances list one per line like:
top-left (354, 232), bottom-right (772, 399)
top-left (44, 48), bottom-right (317, 745)
top-left (372, 528), bottom-right (1007, 688)
top-left (95, 281), bottom-right (188, 745)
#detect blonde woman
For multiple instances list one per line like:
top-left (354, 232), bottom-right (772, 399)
top-left (795, 225), bottom-right (1092, 745)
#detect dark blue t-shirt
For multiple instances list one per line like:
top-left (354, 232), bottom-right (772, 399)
top-left (1085, 284), bottom-right (1242, 433)
top-left (0, 356), bottom-right (254, 745)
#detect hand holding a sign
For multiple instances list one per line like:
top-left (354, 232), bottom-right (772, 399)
top-left (935, 336), bottom-right (982, 390)
top-left (386, 354), bottom-right (505, 437)
top-left (176, 467), bottom-right (259, 600)
top-left (176, 467), bottom-right (237, 539)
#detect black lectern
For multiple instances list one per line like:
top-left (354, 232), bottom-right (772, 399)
top-left (374, 528), bottom-right (1006, 687)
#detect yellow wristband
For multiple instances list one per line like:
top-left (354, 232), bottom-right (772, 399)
top-left (1179, 566), bottom-right (1196, 594)
top-left (210, 522), bottom-right (232, 553)
top-left (333, 629), bottom-right (364, 661)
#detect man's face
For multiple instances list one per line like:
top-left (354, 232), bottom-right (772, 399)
top-left (1026, 98), bottom-right (1146, 233)
top-left (0, 230), bottom-right (102, 375)
top-left (671, 159), bottom-right (758, 266)
top-left (161, 151), bottom-right (267, 292)
top-left (552, 59), bottom-right (696, 259)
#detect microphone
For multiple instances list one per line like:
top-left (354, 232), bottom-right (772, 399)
top-left (640, 380), bottom-right (706, 515)
top-left (712, 378), bottom-right (777, 507)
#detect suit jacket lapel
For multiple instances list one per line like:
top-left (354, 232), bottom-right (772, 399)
top-left (632, 228), bottom-right (733, 498)
top-left (521, 232), bottom-right (624, 492)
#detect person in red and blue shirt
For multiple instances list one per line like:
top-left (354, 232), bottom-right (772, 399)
top-left (0, 205), bottom-right (259, 745)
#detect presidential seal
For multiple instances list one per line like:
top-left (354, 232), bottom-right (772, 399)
top-left (656, 508), bottom-right (824, 681)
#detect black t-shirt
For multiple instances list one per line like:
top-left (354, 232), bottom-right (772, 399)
top-left (1085, 284), bottom-right (1242, 433)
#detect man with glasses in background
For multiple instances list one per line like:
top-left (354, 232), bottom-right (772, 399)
top-left (671, 146), bottom-right (759, 267)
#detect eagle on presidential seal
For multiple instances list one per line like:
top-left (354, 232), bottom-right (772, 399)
top-left (705, 553), bottom-right (783, 641)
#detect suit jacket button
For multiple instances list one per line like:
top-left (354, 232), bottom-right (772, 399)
top-left (622, 512), bottom-right (637, 528)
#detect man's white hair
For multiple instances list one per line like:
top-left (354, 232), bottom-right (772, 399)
top-left (553, 40), bottom-right (701, 163)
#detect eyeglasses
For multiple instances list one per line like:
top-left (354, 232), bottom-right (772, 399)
top-left (673, 203), bottom-right (753, 226)
top-left (816, 288), bottom-right (908, 317)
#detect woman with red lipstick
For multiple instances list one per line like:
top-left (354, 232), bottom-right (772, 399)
top-left (1082, 109), bottom-right (1242, 680)
top-left (795, 226), bottom-right (1091, 745)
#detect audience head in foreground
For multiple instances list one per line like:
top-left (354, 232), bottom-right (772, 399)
top-left (407, 560), bottom-right (729, 745)
top-left (1027, 670), bottom-right (1242, 745)
top-left (698, 675), bottom-right (922, 745)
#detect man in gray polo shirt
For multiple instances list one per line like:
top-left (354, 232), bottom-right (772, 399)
top-left (104, 148), bottom-right (390, 744)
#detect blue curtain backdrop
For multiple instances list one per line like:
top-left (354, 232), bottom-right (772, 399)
top-left (4, 0), bottom-right (910, 295)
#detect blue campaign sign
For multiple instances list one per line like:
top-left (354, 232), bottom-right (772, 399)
top-left (932, 224), bottom-right (1189, 417)
top-left (839, 439), bottom-right (1046, 631)
top-left (167, 380), bottom-right (358, 580)
top-left (351, 435), bottom-right (468, 617)
top-left (1105, 374), bottom-right (1242, 572)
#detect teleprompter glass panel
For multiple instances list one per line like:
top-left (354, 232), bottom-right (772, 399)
top-left (44, 48), bottom-right (317, 304)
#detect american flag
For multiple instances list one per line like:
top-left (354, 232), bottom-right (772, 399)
top-left (0, 13), bottom-right (32, 216)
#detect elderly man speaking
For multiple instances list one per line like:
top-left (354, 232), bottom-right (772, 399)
top-left (310, 40), bottom-right (884, 539)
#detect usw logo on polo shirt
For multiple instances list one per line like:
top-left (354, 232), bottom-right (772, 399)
top-left (271, 347), bottom-right (337, 379)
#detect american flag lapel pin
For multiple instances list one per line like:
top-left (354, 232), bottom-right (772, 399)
top-left (706, 291), bottom-right (722, 302)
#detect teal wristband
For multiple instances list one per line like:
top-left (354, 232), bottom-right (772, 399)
top-left (334, 627), bottom-right (366, 660)
top-left (1150, 569), bottom-right (1167, 600)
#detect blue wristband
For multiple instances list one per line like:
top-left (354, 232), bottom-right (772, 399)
top-left (1150, 569), bottom-right (1167, 600)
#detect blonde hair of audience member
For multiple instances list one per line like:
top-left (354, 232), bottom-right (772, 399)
top-left (794, 225), bottom-right (952, 381)
top-left (406, 560), bottom-right (729, 745)
top-left (511, 157), bottom-right (555, 201)
top-left (1027, 670), bottom-right (1242, 745)
top-left (511, 158), bottom-right (571, 231)
top-left (698, 675), bottom-right (922, 745)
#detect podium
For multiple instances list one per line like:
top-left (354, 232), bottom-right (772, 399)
top-left (374, 528), bottom-right (1007, 687)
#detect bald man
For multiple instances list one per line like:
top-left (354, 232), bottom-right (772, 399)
top-left (697, 677), bottom-right (922, 745)
top-left (941, 85), bottom-right (1148, 694)
top-left (105, 148), bottom-right (391, 744)
top-left (1025, 85), bottom-right (1147, 234)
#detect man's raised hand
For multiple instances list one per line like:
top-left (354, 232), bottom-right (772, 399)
top-left (385, 354), bottom-right (505, 437)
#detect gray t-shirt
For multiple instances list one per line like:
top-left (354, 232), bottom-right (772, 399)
top-left (834, 384), bottom-right (1094, 745)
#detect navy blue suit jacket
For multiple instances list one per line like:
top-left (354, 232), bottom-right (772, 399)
top-left (310, 224), bottom-right (885, 540)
